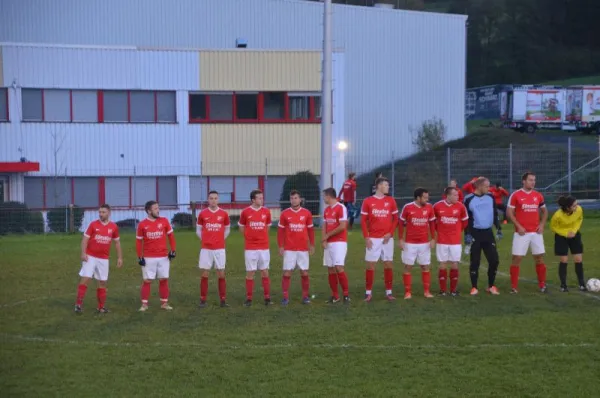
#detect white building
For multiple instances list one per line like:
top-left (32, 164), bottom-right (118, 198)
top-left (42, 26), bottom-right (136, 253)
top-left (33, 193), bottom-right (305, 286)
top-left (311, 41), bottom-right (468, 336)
top-left (0, 0), bottom-right (466, 224)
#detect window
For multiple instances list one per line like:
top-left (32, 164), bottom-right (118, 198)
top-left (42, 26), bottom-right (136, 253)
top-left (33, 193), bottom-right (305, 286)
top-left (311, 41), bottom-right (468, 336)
top-left (157, 177), bottom-right (177, 206)
top-left (133, 177), bottom-right (156, 207)
top-left (24, 178), bottom-right (44, 209)
top-left (209, 177), bottom-right (233, 203)
top-left (103, 91), bottom-right (128, 122)
top-left (44, 89), bottom-right (71, 122)
top-left (157, 91), bottom-right (176, 123)
top-left (72, 90), bottom-right (98, 122)
top-left (189, 92), bottom-right (321, 123)
top-left (235, 177), bottom-right (258, 202)
top-left (105, 178), bottom-right (130, 207)
top-left (0, 88), bottom-right (8, 121)
top-left (265, 176), bottom-right (287, 206)
top-left (189, 176), bottom-right (208, 202)
top-left (130, 91), bottom-right (155, 122)
top-left (73, 178), bottom-right (99, 208)
top-left (22, 89), bottom-right (43, 121)
top-left (45, 177), bottom-right (71, 208)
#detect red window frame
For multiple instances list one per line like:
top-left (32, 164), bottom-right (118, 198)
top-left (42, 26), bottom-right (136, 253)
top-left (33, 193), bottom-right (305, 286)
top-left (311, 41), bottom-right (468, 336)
top-left (189, 92), bottom-right (322, 124)
top-left (0, 88), bottom-right (9, 122)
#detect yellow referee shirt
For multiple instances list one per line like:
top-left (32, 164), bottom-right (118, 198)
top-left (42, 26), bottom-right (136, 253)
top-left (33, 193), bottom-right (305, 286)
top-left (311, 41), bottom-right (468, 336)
top-left (550, 206), bottom-right (583, 238)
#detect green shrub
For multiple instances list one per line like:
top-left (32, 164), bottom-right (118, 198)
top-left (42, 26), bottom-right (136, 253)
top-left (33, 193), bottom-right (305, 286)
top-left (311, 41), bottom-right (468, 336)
top-left (411, 117), bottom-right (447, 153)
top-left (47, 205), bottom-right (85, 233)
top-left (171, 212), bottom-right (194, 228)
top-left (279, 171), bottom-right (320, 215)
top-left (27, 211), bottom-right (45, 234)
top-left (0, 202), bottom-right (34, 235)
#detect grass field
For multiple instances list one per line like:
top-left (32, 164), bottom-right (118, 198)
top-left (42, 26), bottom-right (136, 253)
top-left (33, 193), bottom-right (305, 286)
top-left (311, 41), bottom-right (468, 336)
top-left (2, 219), bottom-right (600, 397)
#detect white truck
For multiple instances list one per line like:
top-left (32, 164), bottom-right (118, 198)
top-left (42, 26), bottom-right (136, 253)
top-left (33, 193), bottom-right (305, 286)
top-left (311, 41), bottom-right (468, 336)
top-left (501, 85), bottom-right (572, 133)
top-left (565, 86), bottom-right (600, 134)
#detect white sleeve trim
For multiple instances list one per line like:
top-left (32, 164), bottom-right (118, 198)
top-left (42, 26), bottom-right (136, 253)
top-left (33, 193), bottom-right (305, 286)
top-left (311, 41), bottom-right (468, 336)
top-left (540, 204), bottom-right (546, 208)
top-left (136, 236), bottom-right (143, 240)
top-left (461, 216), bottom-right (469, 221)
top-left (278, 224), bottom-right (285, 228)
top-left (167, 229), bottom-right (174, 234)
top-left (224, 226), bottom-right (231, 239)
top-left (360, 211), bottom-right (368, 215)
top-left (113, 237), bottom-right (120, 241)
top-left (429, 217), bottom-right (436, 221)
top-left (238, 222), bottom-right (245, 226)
top-left (392, 210), bottom-right (399, 214)
top-left (83, 234), bottom-right (90, 238)
top-left (507, 205), bottom-right (516, 208)
top-left (307, 224), bottom-right (314, 228)
top-left (339, 204), bottom-right (348, 221)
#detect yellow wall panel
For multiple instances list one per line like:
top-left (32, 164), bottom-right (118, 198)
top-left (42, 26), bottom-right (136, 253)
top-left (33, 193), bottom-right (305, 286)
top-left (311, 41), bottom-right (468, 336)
top-left (201, 124), bottom-right (320, 176)
top-left (199, 51), bottom-right (321, 91)
top-left (0, 47), bottom-right (4, 86)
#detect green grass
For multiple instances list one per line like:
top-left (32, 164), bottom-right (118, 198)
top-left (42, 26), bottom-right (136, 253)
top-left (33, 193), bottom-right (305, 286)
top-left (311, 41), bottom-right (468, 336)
top-left (1, 223), bottom-right (600, 397)
top-left (543, 75), bottom-right (600, 86)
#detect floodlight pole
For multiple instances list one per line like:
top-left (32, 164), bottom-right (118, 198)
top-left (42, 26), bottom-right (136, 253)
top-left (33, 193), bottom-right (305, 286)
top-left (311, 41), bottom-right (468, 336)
top-left (320, 0), bottom-right (333, 219)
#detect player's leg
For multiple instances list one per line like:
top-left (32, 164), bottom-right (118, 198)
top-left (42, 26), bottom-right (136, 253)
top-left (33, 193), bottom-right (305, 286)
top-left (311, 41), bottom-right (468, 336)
top-left (298, 251), bottom-right (310, 303)
top-left (382, 238), bottom-right (395, 300)
top-left (140, 258), bottom-right (158, 311)
top-left (449, 245), bottom-right (461, 295)
top-left (346, 203), bottom-right (355, 228)
top-left (531, 233), bottom-right (547, 292)
top-left (336, 265), bottom-right (350, 303)
top-left (214, 249), bottom-right (228, 306)
top-left (199, 249), bottom-right (212, 307)
top-left (569, 232), bottom-right (585, 290)
top-left (402, 244), bottom-right (417, 299)
top-left (510, 233), bottom-right (530, 293)
top-left (417, 245), bottom-right (433, 298)
top-left (482, 236), bottom-right (500, 294)
top-left (436, 244), bottom-right (449, 295)
top-left (333, 243), bottom-right (350, 303)
top-left (469, 237), bottom-right (483, 295)
top-left (281, 251), bottom-right (295, 305)
top-left (258, 250), bottom-right (272, 305)
top-left (75, 258), bottom-right (95, 313)
top-left (157, 257), bottom-right (172, 310)
top-left (93, 258), bottom-right (110, 312)
top-left (323, 247), bottom-right (339, 303)
top-left (555, 234), bottom-right (569, 291)
top-left (244, 250), bottom-right (258, 306)
top-left (364, 238), bottom-right (380, 302)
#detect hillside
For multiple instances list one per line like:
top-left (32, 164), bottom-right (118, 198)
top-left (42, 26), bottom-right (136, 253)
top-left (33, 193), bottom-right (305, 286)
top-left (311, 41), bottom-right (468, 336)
top-left (355, 129), bottom-right (599, 203)
top-left (543, 75), bottom-right (600, 86)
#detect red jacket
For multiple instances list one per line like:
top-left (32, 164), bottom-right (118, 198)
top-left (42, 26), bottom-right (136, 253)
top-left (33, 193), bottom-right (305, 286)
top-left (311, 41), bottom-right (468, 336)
top-left (489, 186), bottom-right (509, 205)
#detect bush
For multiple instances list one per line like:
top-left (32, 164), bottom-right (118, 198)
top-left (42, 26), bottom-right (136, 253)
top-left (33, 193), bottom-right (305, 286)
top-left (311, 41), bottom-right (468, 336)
top-left (116, 218), bottom-right (139, 230)
top-left (171, 212), bottom-right (193, 228)
top-left (411, 117), bottom-right (447, 153)
top-left (47, 205), bottom-right (85, 233)
top-left (279, 171), bottom-right (320, 215)
top-left (0, 202), bottom-right (39, 235)
top-left (27, 211), bottom-right (45, 234)
top-left (229, 214), bottom-right (240, 228)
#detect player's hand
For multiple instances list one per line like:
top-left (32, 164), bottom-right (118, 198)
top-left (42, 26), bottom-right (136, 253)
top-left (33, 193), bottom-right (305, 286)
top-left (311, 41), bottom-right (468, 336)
top-left (117, 258), bottom-right (123, 268)
top-left (309, 246), bottom-right (315, 255)
top-left (465, 234), bottom-right (473, 245)
top-left (168, 251), bottom-right (176, 260)
top-left (138, 257), bottom-right (146, 266)
top-left (496, 229), bottom-right (503, 240)
top-left (81, 254), bottom-right (88, 262)
top-left (398, 239), bottom-right (406, 250)
top-left (279, 247), bottom-right (285, 257)
top-left (365, 238), bottom-right (373, 249)
top-left (382, 233), bottom-right (391, 244)
top-left (517, 225), bottom-right (526, 236)
top-left (322, 241), bottom-right (328, 250)
top-left (536, 225), bottom-right (544, 235)
top-left (567, 231), bottom-right (575, 238)
top-left (429, 239), bottom-right (436, 249)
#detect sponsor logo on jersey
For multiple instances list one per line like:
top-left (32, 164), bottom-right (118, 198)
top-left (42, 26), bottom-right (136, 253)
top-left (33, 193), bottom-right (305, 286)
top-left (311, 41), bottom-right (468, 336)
top-left (440, 216), bottom-right (459, 224)
top-left (289, 223), bottom-right (306, 232)
top-left (249, 221), bottom-right (266, 229)
top-left (93, 235), bottom-right (112, 244)
top-left (372, 209), bottom-right (390, 217)
top-left (205, 222), bottom-right (223, 232)
top-left (147, 231), bottom-right (164, 239)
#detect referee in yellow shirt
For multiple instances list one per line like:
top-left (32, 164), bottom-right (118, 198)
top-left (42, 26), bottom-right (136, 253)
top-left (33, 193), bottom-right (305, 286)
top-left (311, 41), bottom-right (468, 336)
top-left (550, 196), bottom-right (586, 292)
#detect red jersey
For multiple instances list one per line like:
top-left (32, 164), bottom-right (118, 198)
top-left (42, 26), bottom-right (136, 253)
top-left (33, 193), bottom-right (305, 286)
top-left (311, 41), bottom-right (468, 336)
top-left (508, 189), bottom-right (545, 232)
top-left (197, 207), bottom-right (230, 250)
top-left (239, 206), bottom-right (272, 250)
top-left (433, 200), bottom-right (468, 245)
top-left (338, 179), bottom-right (357, 203)
top-left (84, 220), bottom-right (119, 260)
top-left (136, 217), bottom-right (174, 258)
top-left (489, 186), bottom-right (509, 205)
top-left (278, 207), bottom-right (314, 251)
top-left (442, 188), bottom-right (464, 203)
top-left (399, 202), bottom-right (436, 244)
top-left (462, 178), bottom-right (478, 195)
top-left (324, 202), bottom-right (348, 243)
top-left (360, 195), bottom-right (398, 238)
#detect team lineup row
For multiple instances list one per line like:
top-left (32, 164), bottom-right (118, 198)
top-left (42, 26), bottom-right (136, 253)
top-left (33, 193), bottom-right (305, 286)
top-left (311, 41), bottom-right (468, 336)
top-left (75, 172), bottom-right (589, 313)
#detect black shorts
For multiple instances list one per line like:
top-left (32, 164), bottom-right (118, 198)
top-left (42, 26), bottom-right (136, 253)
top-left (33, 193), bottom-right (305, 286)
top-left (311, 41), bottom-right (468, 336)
top-left (554, 233), bottom-right (583, 256)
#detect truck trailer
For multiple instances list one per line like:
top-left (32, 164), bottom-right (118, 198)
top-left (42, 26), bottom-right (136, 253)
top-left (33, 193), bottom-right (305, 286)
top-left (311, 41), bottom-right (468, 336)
top-left (566, 86), bottom-right (600, 134)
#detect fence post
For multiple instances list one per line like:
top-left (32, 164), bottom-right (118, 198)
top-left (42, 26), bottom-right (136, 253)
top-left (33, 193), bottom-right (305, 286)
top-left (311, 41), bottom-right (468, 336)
top-left (64, 168), bottom-right (68, 233)
top-left (191, 201), bottom-right (197, 225)
top-left (264, 158), bottom-right (268, 205)
top-left (509, 143), bottom-right (513, 192)
top-left (567, 137), bottom-right (572, 195)
top-left (598, 136), bottom-right (600, 200)
top-left (446, 147), bottom-right (451, 183)
top-left (391, 150), bottom-right (395, 198)
top-left (69, 204), bottom-right (74, 233)
top-left (133, 165), bottom-right (137, 230)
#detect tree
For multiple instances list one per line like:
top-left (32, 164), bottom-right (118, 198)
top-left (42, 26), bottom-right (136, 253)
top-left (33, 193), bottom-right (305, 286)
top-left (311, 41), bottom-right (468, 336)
top-left (411, 117), bottom-right (447, 153)
top-left (279, 171), bottom-right (321, 215)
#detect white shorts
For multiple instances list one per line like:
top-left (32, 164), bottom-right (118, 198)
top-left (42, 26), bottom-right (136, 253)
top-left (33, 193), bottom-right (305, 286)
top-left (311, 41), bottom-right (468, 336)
top-left (143, 257), bottom-right (170, 280)
top-left (199, 249), bottom-right (226, 270)
top-left (365, 238), bottom-right (394, 262)
top-left (402, 243), bottom-right (431, 266)
top-left (283, 251), bottom-right (309, 271)
top-left (512, 232), bottom-right (545, 256)
top-left (245, 250), bottom-right (270, 272)
top-left (79, 255), bottom-right (109, 281)
top-left (436, 244), bottom-right (462, 263)
top-left (323, 242), bottom-right (347, 267)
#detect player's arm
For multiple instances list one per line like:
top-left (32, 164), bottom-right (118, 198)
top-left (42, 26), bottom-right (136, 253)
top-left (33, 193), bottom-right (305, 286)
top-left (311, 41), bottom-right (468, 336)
top-left (397, 205), bottom-right (407, 247)
top-left (360, 201), bottom-right (370, 239)
top-left (428, 210), bottom-right (436, 246)
top-left (323, 207), bottom-right (348, 240)
top-left (135, 223), bottom-right (145, 265)
top-left (166, 221), bottom-right (176, 259)
top-left (464, 196), bottom-right (475, 235)
top-left (277, 217), bottom-right (286, 256)
top-left (80, 235), bottom-right (90, 262)
top-left (196, 214), bottom-right (203, 240)
top-left (224, 214), bottom-right (231, 239)
top-left (461, 204), bottom-right (469, 230)
top-left (390, 209), bottom-right (399, 238)
top-left (506, 193), bottom-right (524, 232)
top-left (238, 210), bottom-right (247, 235)
top-left (113, 227), bottom-right (123, 268)
top-left (538, 198), bottom-right (548, 233)
top-left (550, 211), bottom-right (560, 234)
top-left (491, 194), bottom-right (500, 230)
top-left (307, 215), bottom-right (315, 254)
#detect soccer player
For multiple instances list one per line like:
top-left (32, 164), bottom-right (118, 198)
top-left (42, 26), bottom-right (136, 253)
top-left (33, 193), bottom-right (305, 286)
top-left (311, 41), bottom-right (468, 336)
top-left (490, 182), bottom-right (509, 224)
top-left (278, 190), bottom-right (315, 305)
top-left (463, 178), bottom-right (501, 295)
top-left (398, 188), bottom-right (436, 299)
top-left (338, 172), bottom-right (358, 228)
top-left (322, 187), bottom-right (351, 304)
top-left (433, 187), bottom-right (468, 296)
top-left (75, 204), bottom-right (122, 314)
top-left (239, 189), bottom-right (272, 306)
top-left (371, 172), bottom-right (384, 196)
top-left (136, 201), bottom-right (177, 312)
top-left (507, 172), bottom-right (549, 293)
top-left (550, 195), bottom-right (586, 292)
top-left (197, 191), bottom-right (231, 308)
top-left (442, 179), bottom-right (464, 203)
top-left (361, 177), bottom-right (399, 302)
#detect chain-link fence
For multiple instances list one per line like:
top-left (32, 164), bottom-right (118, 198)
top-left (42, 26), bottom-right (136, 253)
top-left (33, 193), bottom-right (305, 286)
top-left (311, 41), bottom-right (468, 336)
top-left (1, 138), bottom-right (599, 234)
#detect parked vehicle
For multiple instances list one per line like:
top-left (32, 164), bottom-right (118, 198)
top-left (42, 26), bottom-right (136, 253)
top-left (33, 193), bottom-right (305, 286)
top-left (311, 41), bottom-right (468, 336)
top-left (566, 86), bottom-right (600, 134)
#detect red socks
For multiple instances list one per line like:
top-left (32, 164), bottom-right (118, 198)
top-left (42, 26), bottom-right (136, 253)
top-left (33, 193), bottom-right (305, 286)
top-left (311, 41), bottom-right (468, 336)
top-left (245, 279), bottom-right (254, 300)
top-left (384, 268), bottom-right (393, 292)
top-left (338, 271), bottom-right (349, 296)
top-left (510, 265), bottom-right (519, 289)
top-left (328, 273), bottom-right (339, 299)
top-left (262, 277), bottom-right (271, 299)
top-left (282, 275), bottom-right (291, 300)
top-left (301, 275), bottom-right (310, 299)
top-left (96, 287), bottom-right (106, 309)
top-left (403, 273), bottom-right (412, 294)
top-left (141, 281), bottom-right (151, 303)
top-left (76, 284), bottom-right (87, 305)
top-left (218, 278), bottom-right (226, 301)
top-left (200, 277), bottom-right (209, 301)
top-left (450, 269), bottom-right (459, 292)
top-left (365, 269), bottom-right (374, 292)
top-left (422, 271), bottom-right (431, 293)
top-left (535, 264), bottom-right (547, 288)
top-left (159, 279), bottom-right (169, 303)
top-left (438, 269), bottom-right (448, 292)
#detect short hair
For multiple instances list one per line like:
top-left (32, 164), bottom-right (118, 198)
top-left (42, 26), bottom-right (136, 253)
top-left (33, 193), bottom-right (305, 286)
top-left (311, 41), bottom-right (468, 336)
top-left (495, 182), bottom-right (502, 187)
top-left (375, 177), bottom-right (389, 189)
top-left (522, 172), bottom-right (535, 181)
top-left (449, 179), bottom-right (457, 184)
top-left (145, 200), bottom-right (158, 213)
top-left (557, 195), bottom-right (576, 212)
top-left (208, 190), bottom-right (219, 196)
top-left (250, 189), bottom-right (263, 201)
top-left (100, 204), bottom-right (111, 211)
top-left (375, 172), bottom-right (383, 179)
top-left (413, 187), bottom-right (428, 199)
top-left (323, 187), bottom-right (337, 198)
top-left (444, 187), bottom-right (456, 196)
top-left (289, 189), bottom-right (301, 197)
top-left (474, 177), bottom-right (489, 187)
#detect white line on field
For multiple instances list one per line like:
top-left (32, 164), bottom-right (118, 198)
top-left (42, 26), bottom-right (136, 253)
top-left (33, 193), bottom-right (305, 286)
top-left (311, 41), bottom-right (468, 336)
top-left (2, 334), bottom-right (596, 350)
